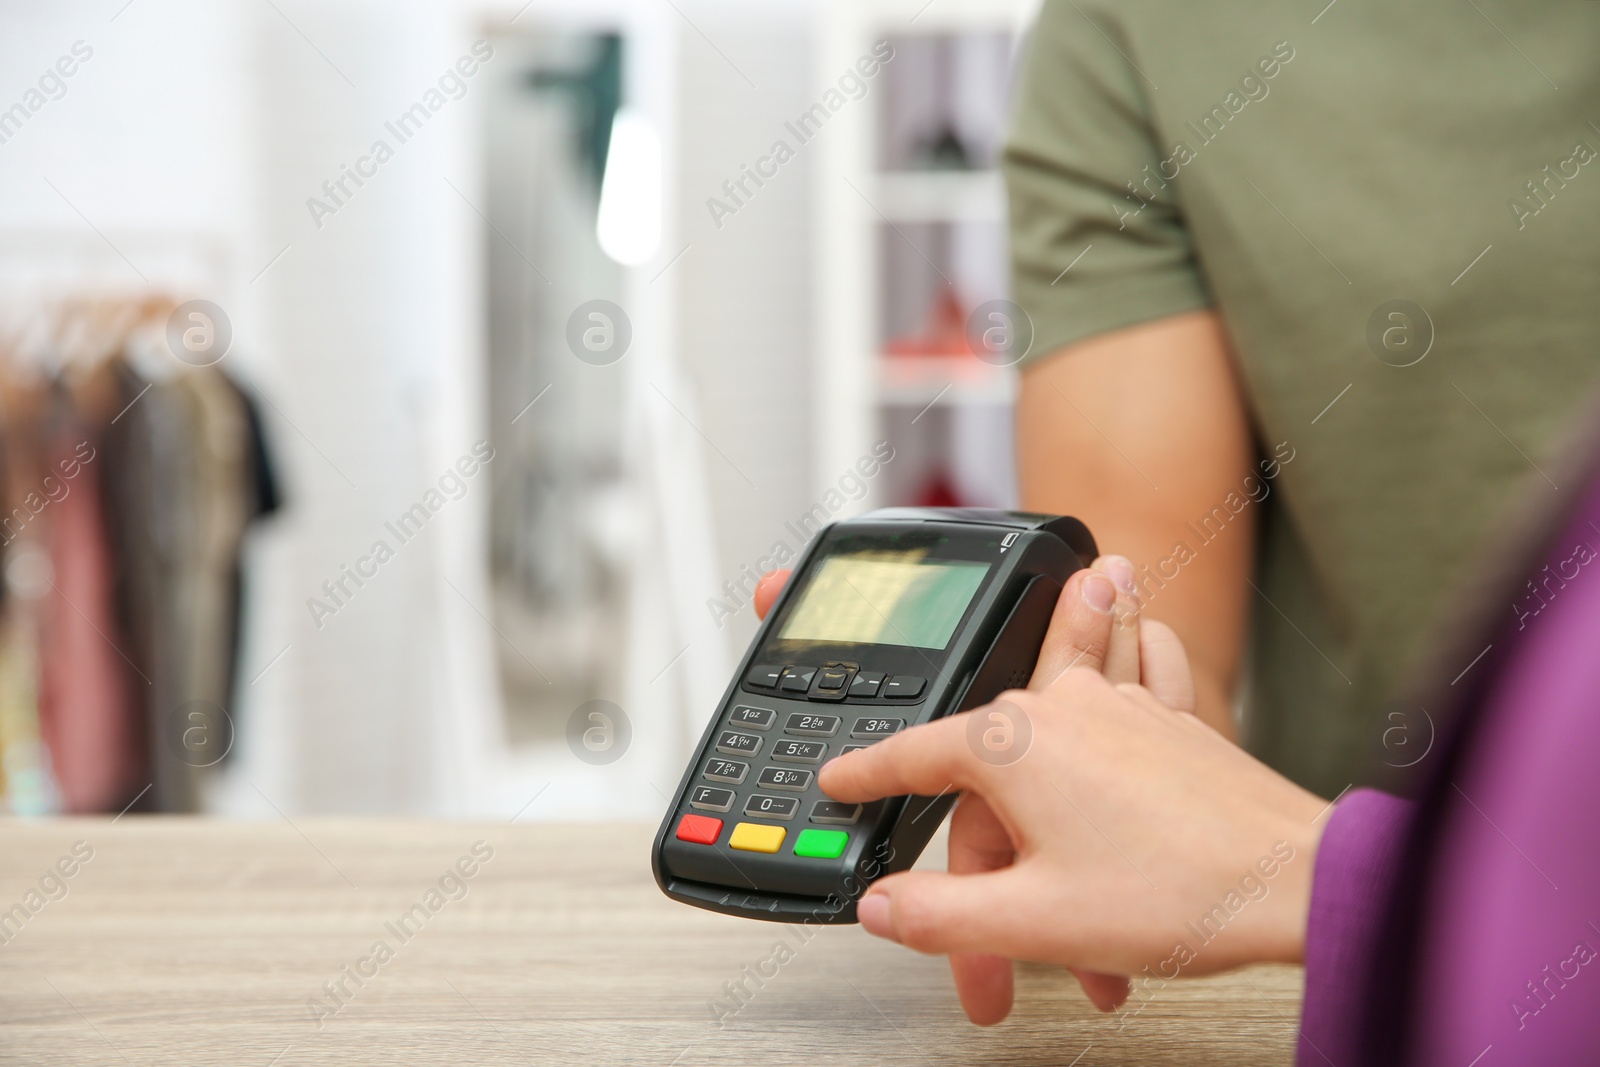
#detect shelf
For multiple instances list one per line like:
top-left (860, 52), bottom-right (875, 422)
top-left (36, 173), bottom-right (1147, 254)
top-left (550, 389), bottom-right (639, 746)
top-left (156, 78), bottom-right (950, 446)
top-left (849, 0), bottom-right (1040, 33)
top-left (872, 170), bottom-right (1003, 223)
top-left (877, 354), bottom-right (1016, 406)
top-left (814, 0), bottom-right (1036, 504)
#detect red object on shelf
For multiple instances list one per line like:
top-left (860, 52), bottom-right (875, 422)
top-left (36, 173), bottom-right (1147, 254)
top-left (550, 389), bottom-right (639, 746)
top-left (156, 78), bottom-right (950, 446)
top-left (884, 290), bottom-right (972, 358)
top-left (913, 472), bottom-right (965, 508)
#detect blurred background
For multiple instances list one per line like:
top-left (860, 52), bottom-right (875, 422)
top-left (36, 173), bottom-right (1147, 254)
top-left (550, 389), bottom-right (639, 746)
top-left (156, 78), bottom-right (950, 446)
top-left (0, 0), bottom-right (1037, 819)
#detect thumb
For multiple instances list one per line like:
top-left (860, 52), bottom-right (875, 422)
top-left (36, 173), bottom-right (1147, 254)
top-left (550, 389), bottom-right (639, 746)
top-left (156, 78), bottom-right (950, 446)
top-left (1029, 568), bottom-right (1118, 688)
top-left (754, 569), bottom-right (791, 620)
top-left (857, 869), bottom-right (1028, 957)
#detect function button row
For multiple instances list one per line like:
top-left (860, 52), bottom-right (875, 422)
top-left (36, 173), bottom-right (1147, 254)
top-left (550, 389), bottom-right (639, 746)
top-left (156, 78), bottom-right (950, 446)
top-left (744, 663), bottom-right (924, 703)
top-left (785, 712), bottom-right (839, 737)
top-left (771, 739), bottom-right (828, 764)
top-left (715, 731), bottom-right (762, 757)
top-left (689, 786), bottom-right (735, 813)
top-left (743, 795), bottom-right (799, 821)
top-left (757, 767), bottom-right (813, 792)
top-left (703, 758), bottom-right (748, 785)
top-left (729, 705), bottom-right (776, 731)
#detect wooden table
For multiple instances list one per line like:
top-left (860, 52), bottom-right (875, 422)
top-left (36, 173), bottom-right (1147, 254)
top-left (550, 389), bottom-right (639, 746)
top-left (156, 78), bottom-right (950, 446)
top-left (0, 820), bottom-right (1304, 1065)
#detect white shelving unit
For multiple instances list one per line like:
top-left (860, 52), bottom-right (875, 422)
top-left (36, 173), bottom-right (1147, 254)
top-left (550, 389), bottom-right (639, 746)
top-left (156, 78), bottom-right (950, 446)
top-left (813, 0), bottom-right (1039, 508)
top-left (873, 169), bottom-right (1004, 223)
top-left (878, 353), bottom-right (1016, 407)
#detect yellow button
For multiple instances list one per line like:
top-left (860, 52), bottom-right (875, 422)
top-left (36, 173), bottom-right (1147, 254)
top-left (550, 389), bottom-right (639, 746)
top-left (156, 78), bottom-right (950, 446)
top-left (729, 822), bottom-right (787, 853)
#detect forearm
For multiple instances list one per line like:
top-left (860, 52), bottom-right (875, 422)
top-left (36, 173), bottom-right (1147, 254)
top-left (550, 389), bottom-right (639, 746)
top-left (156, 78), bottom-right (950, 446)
top-left (1016, 311), bottom-right (1257, 737)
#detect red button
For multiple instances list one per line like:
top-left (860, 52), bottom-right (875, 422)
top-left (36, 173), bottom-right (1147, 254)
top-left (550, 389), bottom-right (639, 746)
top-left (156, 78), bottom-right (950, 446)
top-left (676, 813), bottom-right (723, 845)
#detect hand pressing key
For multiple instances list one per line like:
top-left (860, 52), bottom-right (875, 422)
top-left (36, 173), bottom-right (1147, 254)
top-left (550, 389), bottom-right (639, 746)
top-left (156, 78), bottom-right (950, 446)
top-left (753, 558), bottom-right (1320, 1025)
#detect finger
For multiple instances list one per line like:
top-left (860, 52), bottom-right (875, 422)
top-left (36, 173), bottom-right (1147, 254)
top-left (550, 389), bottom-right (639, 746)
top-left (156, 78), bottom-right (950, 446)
top-left (1138, 619), bottom-right (1197, 714)
top-left (819, 714), bottom-right (984, 802)
top-left (951, 791), bottom-right (1123, 1017)
top-left (946, 796), bottom-right (1016, 1025)
top-left (1092, 556), bottom-right (1142, 685)
top-left (1028, 568), bottom-right (1117, 688)
top-left (753, 569), bottom-right (791, 620)
top-left (856, 867), bottom-right (1033, 957)
top-left (1069, 968), bottom-right (1132, 1012)
top-left (952, 953), bottom-right (1014, 1026)
top-left (947, 792), bottom-right (1015, 873)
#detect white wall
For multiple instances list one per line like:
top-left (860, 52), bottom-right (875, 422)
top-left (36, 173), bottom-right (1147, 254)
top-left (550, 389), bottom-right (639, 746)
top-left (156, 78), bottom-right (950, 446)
top-left (0, 0), bottom-right (828, 817)
top-left (244, 0), bottom-right (503, 814)
top-left (672, 0), bottom-right (821, 659)
top-left (0, 1), bottom-right (250, 243)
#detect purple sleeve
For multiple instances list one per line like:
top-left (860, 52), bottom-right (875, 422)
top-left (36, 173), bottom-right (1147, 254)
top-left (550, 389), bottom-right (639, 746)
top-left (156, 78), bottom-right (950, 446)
top-left (1297, 788), bottom-right (1414, 1067)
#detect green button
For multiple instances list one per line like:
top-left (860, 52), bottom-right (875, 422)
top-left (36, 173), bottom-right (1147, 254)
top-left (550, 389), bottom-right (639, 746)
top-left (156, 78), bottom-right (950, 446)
top-left (793, 828), bottom-right (849, 859)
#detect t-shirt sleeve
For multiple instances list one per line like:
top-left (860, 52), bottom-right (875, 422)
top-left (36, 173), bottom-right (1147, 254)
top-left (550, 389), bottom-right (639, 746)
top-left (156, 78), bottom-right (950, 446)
top-left (1004, 0), bottom-right (1210, 363)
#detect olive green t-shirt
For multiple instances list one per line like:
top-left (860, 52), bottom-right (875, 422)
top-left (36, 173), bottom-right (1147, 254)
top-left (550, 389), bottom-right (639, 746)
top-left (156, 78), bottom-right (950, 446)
top-left (1005, 0), bottom-right (1600, 796)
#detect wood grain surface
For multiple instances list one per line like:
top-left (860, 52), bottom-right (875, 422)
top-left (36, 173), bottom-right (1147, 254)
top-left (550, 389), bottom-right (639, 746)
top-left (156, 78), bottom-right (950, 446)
top-left (0, 819), bottom-right (1304, 1065)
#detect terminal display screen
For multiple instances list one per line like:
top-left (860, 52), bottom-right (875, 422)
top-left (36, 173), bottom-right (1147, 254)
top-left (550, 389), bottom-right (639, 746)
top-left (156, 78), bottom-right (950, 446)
top-left (776, 551), bottom-right (990, 650)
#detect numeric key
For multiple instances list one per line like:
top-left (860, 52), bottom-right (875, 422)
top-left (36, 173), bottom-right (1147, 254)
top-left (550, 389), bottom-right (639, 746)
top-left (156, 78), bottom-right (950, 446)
top-left (850, 716), bottom-right (904, 740)
top-left (771, 739), bottom-right (828, 764)
top-left (703, 758), bottom-right (748, 784)
top-left (715, 731), bottom-right (762, 757)
top-left (757, 767), bottom-right (813, 791)
top-left (729, 705), bottom-right (776, 730)
top-left (743, 794), bottom-right (799, 820)
top-left (785, 712), bottom-right (840, 737)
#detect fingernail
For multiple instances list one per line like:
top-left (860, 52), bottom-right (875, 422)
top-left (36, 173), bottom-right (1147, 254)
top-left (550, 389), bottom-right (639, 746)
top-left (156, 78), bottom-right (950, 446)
top-left (1102, 556), bottom-right (1137, 595)
top-left (1081, 572), bottom-right (1116, 614)
top-left (857, 893), bottom-right (896, 940)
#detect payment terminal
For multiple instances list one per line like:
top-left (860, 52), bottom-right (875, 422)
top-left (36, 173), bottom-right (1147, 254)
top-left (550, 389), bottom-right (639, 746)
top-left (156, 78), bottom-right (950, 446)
top-left (651, 508), bottom-right (1096, 923)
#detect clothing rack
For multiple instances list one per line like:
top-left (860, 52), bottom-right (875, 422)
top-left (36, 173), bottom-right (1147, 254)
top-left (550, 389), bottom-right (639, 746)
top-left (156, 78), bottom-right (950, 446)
top-left (0, 240), bottom-right (279, 815)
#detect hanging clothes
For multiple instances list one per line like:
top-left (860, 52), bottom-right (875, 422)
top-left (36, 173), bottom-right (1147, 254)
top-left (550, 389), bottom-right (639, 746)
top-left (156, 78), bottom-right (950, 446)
top-left (217, 378), bottom-right (282, 744)
top-left (0, 295), bottom-right (283, 815)
top-left (36, 411), bottom-right (145, 814)
top-left (99, 356), bottom-right (273, 811)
